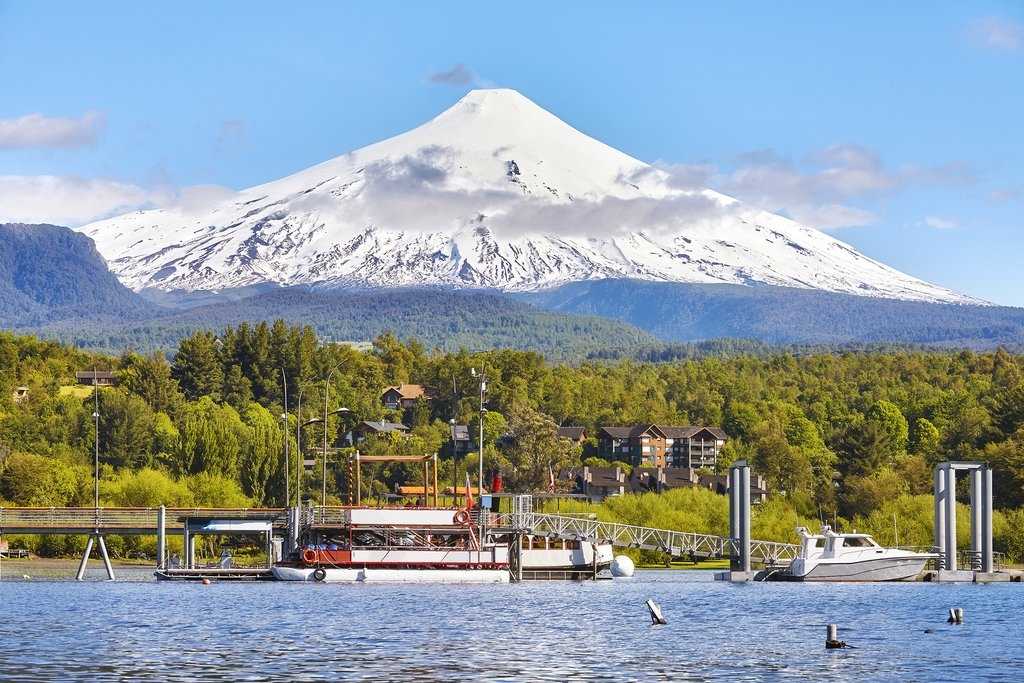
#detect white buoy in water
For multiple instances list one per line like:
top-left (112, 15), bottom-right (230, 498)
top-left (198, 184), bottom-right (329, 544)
top-left (611, 555), bottom-right (635, 578)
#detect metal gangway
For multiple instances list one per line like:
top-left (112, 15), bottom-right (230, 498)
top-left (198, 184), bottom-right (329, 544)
top-left (493, 511), bottom-right (798, 565)
top-left (489, 484), bottom-right (798, 567)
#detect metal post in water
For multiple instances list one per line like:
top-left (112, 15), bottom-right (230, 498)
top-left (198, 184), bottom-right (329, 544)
top-left (944, 466), bottom-right (958, 572)
top-left (75, 535), bottom-right (95, 581)
top-left (157, 505), bottom-right (166, 570)
top-left (982, 466), bottom-right (994, 573)
top-left (969, 468), bottom-right (982, 569)
top-left (740, 465), bottom-right (751, 574)
top-left (729, 467), bottom-right (739, 542)
top-left (934, 466), bottom-right (946, 568)
top-left (182, 525), bottom-right (190, 569)
top-left (97, 535), bottom-right (115, 581)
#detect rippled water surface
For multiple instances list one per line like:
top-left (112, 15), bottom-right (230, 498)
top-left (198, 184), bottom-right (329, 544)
top-left (1, 569), bottom-right (1021, 681)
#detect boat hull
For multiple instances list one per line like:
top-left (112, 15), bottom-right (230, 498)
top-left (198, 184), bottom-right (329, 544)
top-left (272, 565), bottom-right (509, 583)
top-left (796, 556), bottom-right (931, 582)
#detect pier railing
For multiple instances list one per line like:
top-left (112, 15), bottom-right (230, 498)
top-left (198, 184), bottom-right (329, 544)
top-left (492, 511), bottom-right (800, 564)
top-left (0, 507), bottom-right (289, 534)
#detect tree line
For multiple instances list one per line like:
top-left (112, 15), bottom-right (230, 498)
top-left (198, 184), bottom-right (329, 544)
top-left (2, 324), bottom-right (1024, 559)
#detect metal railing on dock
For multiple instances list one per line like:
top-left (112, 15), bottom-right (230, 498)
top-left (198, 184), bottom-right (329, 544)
top-left (487, 511), bottom-right (800, 564)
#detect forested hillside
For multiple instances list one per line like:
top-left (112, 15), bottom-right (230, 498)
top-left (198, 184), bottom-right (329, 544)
top-left (22, 287), bottom-right (660, 361)
top-left (0, 223), bottom-right (152, 326)
top-left (523, 279), bottom-right (1024, 348)
top-left (2, 326), bottom-right (1024, 560)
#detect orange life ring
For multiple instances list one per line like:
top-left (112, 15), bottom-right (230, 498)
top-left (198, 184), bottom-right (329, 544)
top-left (453, 510), bottom-right (470, 525)
top-left (302, 548), bottom-right (318, 564)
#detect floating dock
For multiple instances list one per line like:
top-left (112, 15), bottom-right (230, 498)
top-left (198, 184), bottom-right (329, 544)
top-left (155, 568), bottom-right (275, 581)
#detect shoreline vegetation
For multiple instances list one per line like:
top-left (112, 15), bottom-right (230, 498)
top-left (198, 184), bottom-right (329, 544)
top-left (2, 322), bottom-right (1024, 564)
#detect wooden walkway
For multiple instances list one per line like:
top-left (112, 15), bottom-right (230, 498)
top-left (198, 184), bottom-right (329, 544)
top-left (0, 507), bottom-right (288, 535)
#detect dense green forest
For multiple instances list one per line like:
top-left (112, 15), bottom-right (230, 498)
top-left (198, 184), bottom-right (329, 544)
top-left (2, 324), bottom-right (1024, 561)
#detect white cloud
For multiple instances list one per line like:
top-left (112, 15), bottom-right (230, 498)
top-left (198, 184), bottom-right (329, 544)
top-left (0, 175), bottom-right (235, 226)
top-left (969, 16), bottom-right (1023, 51)
top-left (638, 144), bottom-right (973, 231)
top-left (0, 111), bottom-right (106, 149)
top-left (923, 216), bottom-right (959, 230)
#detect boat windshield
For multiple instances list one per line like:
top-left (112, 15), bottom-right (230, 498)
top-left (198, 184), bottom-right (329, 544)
top-left (840, 536), bottom-right (877, 548)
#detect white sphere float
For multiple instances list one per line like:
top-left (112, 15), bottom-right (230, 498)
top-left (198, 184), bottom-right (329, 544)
top-left (610, 555), bottom-right (635, 578)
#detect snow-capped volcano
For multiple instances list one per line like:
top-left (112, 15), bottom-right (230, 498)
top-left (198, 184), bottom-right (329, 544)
top-left (79, 89), bottom-right (976, 303)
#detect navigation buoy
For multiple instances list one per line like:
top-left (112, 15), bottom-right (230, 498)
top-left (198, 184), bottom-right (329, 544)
top-left (611, 555), bottom-right (635, 578)
top-left (646, 599), bottom-right (667, 625)
top-left (825, 624), bottom-right (849, 649)
top-left (947, 608), bottom-right (963, 624)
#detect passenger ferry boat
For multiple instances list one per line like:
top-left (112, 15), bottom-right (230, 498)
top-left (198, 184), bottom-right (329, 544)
top-left (788, 526), bottom-right (937, 582)
top-left (272, 507), bottom-right (510, 583)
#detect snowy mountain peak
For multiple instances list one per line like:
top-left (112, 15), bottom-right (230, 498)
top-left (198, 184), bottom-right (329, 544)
top-left (78, 90), bottom-right (979, 304)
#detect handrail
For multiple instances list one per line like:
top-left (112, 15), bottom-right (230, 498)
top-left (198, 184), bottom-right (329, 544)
top-left (491, 511), bottom-right (800, 564)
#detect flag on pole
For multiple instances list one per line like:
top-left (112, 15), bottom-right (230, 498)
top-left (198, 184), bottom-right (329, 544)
top-left (548, 463), bottom-right (556, 493)
top-left (465, 471), bottom-right (474, 511)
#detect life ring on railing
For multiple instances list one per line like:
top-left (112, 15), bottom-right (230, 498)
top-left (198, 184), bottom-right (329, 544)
top-left (453, 510), bottom-right (470, 525)
top-left (312, 567), bottom-right (327, 582)
top-left (302, 548), bottom-right (318, 564)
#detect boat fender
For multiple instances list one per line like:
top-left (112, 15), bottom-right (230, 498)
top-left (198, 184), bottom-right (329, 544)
top-left (302, 548), bottom-right (318, 564)
top-left (312, 567), bottom-right (327, 582)
top-left (454, 510), bottom-right (470, 525)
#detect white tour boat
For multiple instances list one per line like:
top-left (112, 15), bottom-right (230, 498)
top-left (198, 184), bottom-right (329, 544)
top-left (788, 526), bottom-right (937, 582)
top-left (273, 507), bottom-right (509, 584)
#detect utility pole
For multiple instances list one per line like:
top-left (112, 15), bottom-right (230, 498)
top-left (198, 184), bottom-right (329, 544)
top-left (295, 385), bottom-right (303, 508)
top-left (471, 368), bottom-right (486, 551)
top-left (281, 368), bottom-right (290, 508)
top-left (92, 367), bottom-right (100, 526)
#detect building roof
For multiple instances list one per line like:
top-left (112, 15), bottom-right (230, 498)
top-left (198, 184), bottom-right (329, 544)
top-left (397, 485), bottom-right (484, 496)
top-left (599, 424), bottom-right (727, 440)
top-left (357, 420), bottom-right (409, 434)
top-left (76, 370), bottom-right (116, 380)
top-left (381, 384), bottom-right (431, 400)
top-left (556, 426), bottom-right (586, 441)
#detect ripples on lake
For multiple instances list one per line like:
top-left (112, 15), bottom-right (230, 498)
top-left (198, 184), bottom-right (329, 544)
top-left (1, 569), bottom-right (1020, 681)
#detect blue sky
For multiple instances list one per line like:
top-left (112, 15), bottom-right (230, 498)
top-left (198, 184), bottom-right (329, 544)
top-left (1, 2), bottom-right (1022, 303)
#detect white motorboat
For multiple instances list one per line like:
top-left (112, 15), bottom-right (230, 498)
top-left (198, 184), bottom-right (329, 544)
top-left (788, 526), bottom-right (937, 582)
top-left (519, 537), bottom-right (614, 572)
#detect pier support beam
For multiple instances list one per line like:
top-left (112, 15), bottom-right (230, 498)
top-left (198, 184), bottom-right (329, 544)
top-left (944, 465), bottom-right (957, 572)
top-left (934, 461), bottom-right (996, 581)
top-left (75, 533), bottom-right (115, 581)
top-left (969, 469), bottom-right (983, 570)
top-left (982, 467), bottom-right (994, 573)
top-left (157, 505), bottom-right (166, 570)
top-left (934, 466), bottom-right (947, 567)
top-left (75, 535), bottom-right (95, 581)
top-left (727, 461), bottom-right (752, 580)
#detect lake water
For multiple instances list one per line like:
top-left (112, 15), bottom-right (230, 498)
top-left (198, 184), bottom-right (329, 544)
top-left (1, 568), bottom-right (1021, 681)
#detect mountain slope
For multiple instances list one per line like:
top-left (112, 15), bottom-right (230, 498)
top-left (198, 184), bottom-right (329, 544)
top-left (523, 279), bottom-right (1024, 347)
top-left (79, 89), bottom-right (974, 304)
top-left (0, 223), bottom-right (153, 325)
top-left (24, 287), bottom-right (661, 360)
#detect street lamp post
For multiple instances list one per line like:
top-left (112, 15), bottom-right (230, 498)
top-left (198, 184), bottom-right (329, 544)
top-left (470, 368), bottom-right (487, 552)
top-left (281, 368), bottom-right (290, 508)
